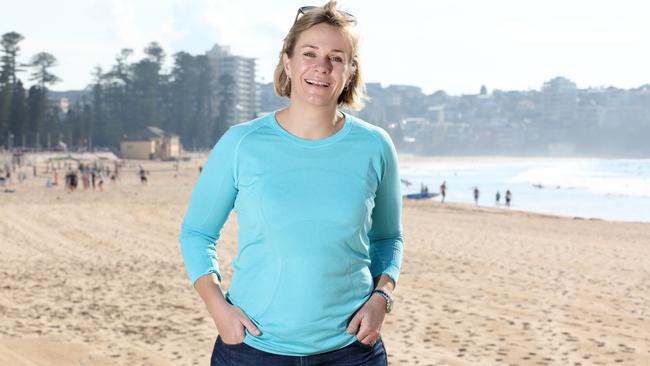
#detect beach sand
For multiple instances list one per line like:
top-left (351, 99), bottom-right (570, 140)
top-left (1, 157), bottom-right (649, 365)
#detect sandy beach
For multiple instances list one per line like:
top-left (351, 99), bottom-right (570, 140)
top-left (1, 156), bottom-right (649, 365)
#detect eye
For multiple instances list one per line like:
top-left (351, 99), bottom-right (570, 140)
top-left (330, 56), bottom-right (344, 63)
top-left (303, 52), bottom-right (316, 57)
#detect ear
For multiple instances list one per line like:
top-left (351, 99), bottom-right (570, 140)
top-left (282, 53), bottom-right (291, 77)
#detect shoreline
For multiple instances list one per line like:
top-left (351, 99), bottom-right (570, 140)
top-left (398, 153), bottom-right (650, 162)
top-left (404, 198), bottom-right (649, 225)
top-left (406, 199), bottom-right (650, 225)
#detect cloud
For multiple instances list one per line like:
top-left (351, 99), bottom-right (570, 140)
top-left (12, 0), bottom-right (650, 93)
top-left (108, 0), bottom-right (142, 49)
top-left (199, 0), bottom-right (287, 82)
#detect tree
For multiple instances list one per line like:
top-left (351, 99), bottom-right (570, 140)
top-left (132, 42), bottom-right (166, 131)
top-left (169, 52), bottom-right (194, 138)
top-left (65, 100), bottom-right (81, 147)
top-left (0, 82), bottom-right (10, 145)
top-left (8, 80), bottom-right (26, 148)
top-left (103, 49), bottom-right (135, 146)
top-left (90, 66), bottom-right (106, 147)
top-left (26, 86), bottom-right (44, 147)
top-left (0, 31), bottom-right (25, 146)
top-left (29, 52), bottom-right (60, 89)
top-left (1, 31), bottom-right (25, 85)
top-left (213, 73), bottom-right (235, 142)
top-left (194, 55), bottom-right (215, 148)
top-left (144, 42), bottom-right (165, 64)
top-left (25, 52), bottom-right (61, 148)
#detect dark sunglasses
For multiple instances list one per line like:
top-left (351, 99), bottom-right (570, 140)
top-left (293, 6), bottom-right (356, 24)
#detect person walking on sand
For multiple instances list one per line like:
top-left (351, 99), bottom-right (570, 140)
top-left (440, 180), bottom-right (447, 203)
top-left (495, 190), bottom-right (501, 206)
top-left (473, 186), bottom-right (480, 206)
top-left (180, 3), bottom-right (401, 365)
top-left (97, 171), bottom-right (104, 192)
top-left (505, 189), bottom-right (512, 207)
top-left (139, 166), bottom-right (147, 184)
top-left (113, 162), bottom-right (120, 182)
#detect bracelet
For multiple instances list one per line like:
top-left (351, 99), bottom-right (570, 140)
top-left (371, 289), bottom-right (393, 313)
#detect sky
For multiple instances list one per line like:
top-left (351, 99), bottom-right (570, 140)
top-left (2, 0), bottom-right (649, 95)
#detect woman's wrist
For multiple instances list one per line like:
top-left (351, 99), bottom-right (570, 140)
top-left (371, 289), bottom-right (393, 313)
top-left (195, 274), bottom-right (231, 316)
top-left (374, 274), bottom-right (395, 295)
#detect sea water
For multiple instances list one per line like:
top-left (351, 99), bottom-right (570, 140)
top-left (399, 158), bottom-right (650, 223)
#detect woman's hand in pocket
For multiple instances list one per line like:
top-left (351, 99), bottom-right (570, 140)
top-left (194, 274), bottom-right (262, 345)
top-left (213, 303), bottom-right (261, 345)
top-left (346, 293), bottom-right (387, 346)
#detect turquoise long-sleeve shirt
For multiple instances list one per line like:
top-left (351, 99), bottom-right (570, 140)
top-left (179, 111), bottom-right (403, 356)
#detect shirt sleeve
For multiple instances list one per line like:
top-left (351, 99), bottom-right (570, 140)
top-left (368, 128), bottom-right (404, 285)
top-left (179, 127), bottom-right (241, 287)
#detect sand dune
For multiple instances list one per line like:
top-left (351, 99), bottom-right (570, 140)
top-left (1, 157), bottom-right (649, 365)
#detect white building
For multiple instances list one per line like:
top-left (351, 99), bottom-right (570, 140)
top-left (207, 44), bottom-right (259, 125)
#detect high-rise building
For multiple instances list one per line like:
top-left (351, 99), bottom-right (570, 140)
top-left (207, 44), bottom-right (259, 126)
top-left (541, 76), bottom-right (577, 125)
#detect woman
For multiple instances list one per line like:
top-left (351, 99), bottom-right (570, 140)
top-left (180, 2), bottom-right (403, 365)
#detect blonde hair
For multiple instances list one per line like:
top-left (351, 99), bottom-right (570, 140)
top-left (273, 1), bottom-right (366, 110)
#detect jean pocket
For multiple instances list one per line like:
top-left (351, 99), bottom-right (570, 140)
top-left (217, 335), bottom-right (246, 349)
top-left (352, 338), bottom-right (378, 351)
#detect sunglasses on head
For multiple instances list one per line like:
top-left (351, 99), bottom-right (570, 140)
top-left (294, 6), bottom-right (356, 24)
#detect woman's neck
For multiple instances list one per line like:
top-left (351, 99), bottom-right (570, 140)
top-left (276, 101), bottom-right (344, 140)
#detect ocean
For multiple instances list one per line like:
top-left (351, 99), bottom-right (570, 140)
top-left (399, 157), bottom-right (650, 223)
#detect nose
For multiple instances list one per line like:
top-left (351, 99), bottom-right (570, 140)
top-left (313, 56), bottom-right (333, 73)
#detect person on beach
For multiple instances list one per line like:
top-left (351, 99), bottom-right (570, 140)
top-left (420, 183), bottom-right (429, 195)
top-left (505, 189), bottom-right (512, 207)
top-left (495, 190), bottom-right (501, 206)
top-left (64, 170), bottom-right (71, 191)
top-left (440, 180), bottom-right (447, 203)
top-left (473, 186), bottom-right (480, 205)
top-left (112, 162), bottom-right (120, 182)
top-left (139, 166), bottom-right (147, 184)
top-left (97, 171), bottom-right (104, 192)
top-left (65, 170), bottom-right (78, 192)
top-left (180, 2), bottom-right (401, 365)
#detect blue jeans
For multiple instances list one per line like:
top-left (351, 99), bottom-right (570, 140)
top-left (211, 335), bottom-right (388, 366)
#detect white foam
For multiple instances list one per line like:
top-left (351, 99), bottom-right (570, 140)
top-left (511, 160), bottom-right (650, 198)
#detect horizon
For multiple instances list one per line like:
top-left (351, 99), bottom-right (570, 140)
top-left (3, 0), bottom-right (650, 95)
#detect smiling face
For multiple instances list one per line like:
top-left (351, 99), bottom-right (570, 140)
top-left (283, 22), bottom-right (355, 108)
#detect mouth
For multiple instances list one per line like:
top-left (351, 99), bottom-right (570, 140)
top-left (305, 79), bottom-right (331, 87)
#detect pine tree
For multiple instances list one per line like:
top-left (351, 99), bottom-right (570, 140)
top-left (27, 52), bottom-right (60, 148)
top-left (8, 80), bottom-right (26, 149)
top-left (0, 31), bottom-right (25, 146)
